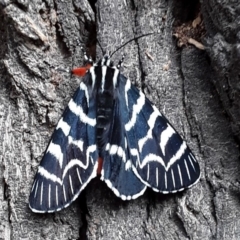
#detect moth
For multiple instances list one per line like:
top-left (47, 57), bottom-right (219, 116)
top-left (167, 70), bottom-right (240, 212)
top-left (29, 48), bottom-right (200, 213)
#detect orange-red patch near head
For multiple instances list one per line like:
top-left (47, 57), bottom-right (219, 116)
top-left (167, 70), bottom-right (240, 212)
top-left (97, 157), bottom-right (103, 175)
top-left (71, 64), bottom-right (92, 77)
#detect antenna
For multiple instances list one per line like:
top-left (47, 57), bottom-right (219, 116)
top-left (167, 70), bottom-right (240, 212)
top-left (110, 32), bottom-right (154, 57)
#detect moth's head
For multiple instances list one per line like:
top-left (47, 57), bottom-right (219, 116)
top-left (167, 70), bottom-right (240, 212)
top-left (96, 55), bottom-right (114, 68)
top-left (72, 54), bottom-right (124, 77)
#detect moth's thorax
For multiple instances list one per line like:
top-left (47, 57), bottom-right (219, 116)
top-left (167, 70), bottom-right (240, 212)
top-left (89, 56), bottom-right (120, 91)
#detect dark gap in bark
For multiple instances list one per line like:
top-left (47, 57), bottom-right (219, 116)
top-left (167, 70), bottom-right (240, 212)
top-left (172, 0), bottom-right (200, 24)
top-left (77, 189), bottom-right (89, 240)
top-left (172, 0), bottom-right (205, 49)
top-left (85, 24), bottom-right (97, 61)
top-left (54, 22), bottom-right (72, 57)
top-left (73, 1), bottom-right (97, 60)
top-left (14, 1), bottom-right (29, 11)
top-left (129, 0), bottom-right (136, 11)
top-left (3, 178), bottom-right (12, 229)
top-left (3, 180), bottom-right (9, 201)
top-left (136, 39), bottom-right (146, 91)
top-left (145, 188), bottom-right (156, 220)
top-left (87, 0), bottom-right (97, 13)
top-left (0, 11), bottom-right (9, 58)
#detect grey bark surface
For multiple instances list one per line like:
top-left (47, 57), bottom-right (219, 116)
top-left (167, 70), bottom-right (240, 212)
top-left (0, 0), bottom-right (239, 239)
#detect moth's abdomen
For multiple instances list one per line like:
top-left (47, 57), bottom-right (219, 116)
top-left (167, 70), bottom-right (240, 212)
top-left (96, 91), bottom-right (115, 157)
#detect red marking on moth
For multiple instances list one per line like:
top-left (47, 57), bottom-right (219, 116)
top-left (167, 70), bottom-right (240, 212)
top-left (97, 157), bottom-right (103, 175)
top-left (72, 64), bottom-right (92, 77)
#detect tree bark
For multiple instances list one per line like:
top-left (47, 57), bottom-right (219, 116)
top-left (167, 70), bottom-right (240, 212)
top-left (0, 0), bottom-right (239, 239)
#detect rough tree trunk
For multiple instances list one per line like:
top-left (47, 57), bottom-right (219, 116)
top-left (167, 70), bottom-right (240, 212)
top-left (0, 0), bottom-right (240, 239)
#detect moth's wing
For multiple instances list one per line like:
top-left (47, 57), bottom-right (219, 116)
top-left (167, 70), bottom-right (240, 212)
top-left (101, 77), bottom-right (147, 200)
top-left (29, 80), bottom-right (98, 213)
top-left (121, 76), bottom-right (200, 193)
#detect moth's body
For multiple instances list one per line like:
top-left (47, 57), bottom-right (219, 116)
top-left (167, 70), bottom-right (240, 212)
top-left (29, 55), bottom-right (200, 213)
top-left (93, 64), bottom-right (116, 157)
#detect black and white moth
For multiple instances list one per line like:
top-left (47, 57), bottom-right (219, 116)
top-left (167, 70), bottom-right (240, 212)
top-left (29, 50), bottom-right (200, 213)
